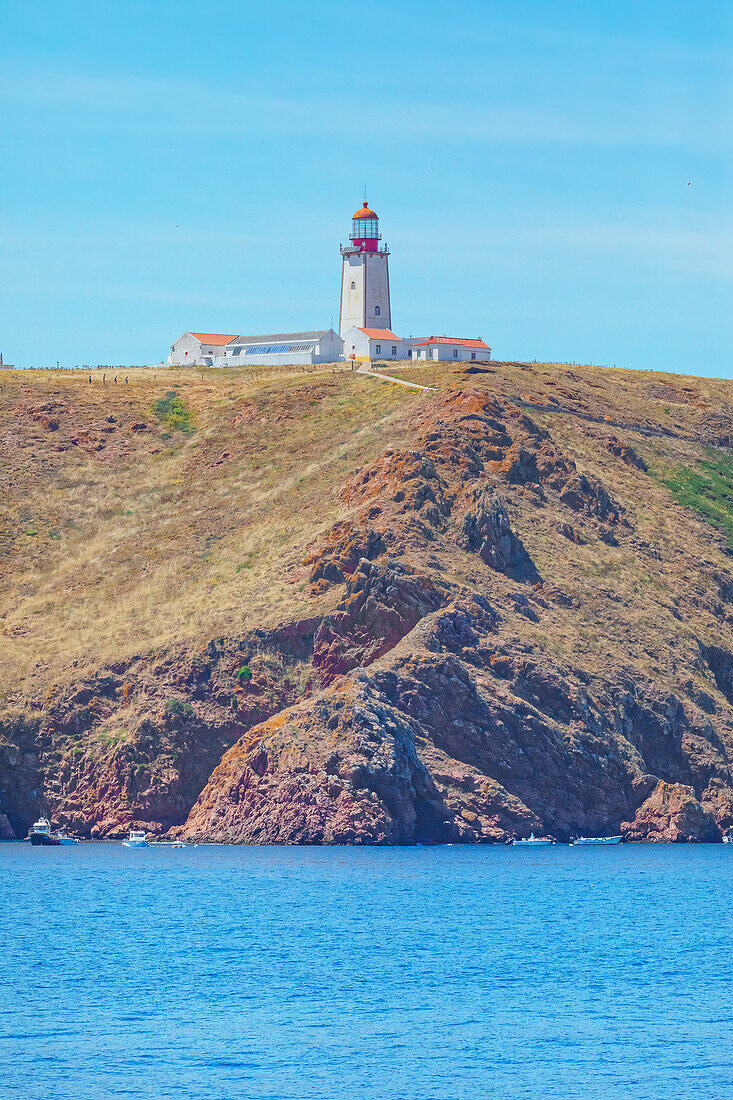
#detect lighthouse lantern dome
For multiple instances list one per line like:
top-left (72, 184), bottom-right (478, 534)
top-left (350, 201), bottom-right (380, 248)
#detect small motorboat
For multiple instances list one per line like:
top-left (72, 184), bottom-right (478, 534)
top-left (572, 835), bottom-right (623, 846)
top-left (29, 818), bottom-right (60, 846)
top-left (512, 832), bottom-right (554, 846)
top-left (170, 840), bottom-right (187, 848)
top-left (56, 831), bottom-right (80, 845)
top-left (122, 829), bottom-right (149, 848)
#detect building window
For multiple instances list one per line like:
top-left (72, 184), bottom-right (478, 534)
top-left (375, 305), bottom-right (381, 316)
top-left (471, 352), bottom-right (476, 361)
top-left (375, 344), bottom-right (381, 354)
top-left (453, 349), bottom-right (458, 358)
top-left (351, 281), bottom-right (356, 290)
top-left (391, 346), bottom-right (396, 355)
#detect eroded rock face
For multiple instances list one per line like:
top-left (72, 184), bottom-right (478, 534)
top-left (179, 589), bottom-right (733, 845)
top-left (6, 381), bottom-right (733, 844)
top-left (604, 435), bottom-right (648, 471)
top-left (178, 677), bottom-right (449, 845)
top-left (0, 627), bottom-right (317, 838)
top-left (304, 522), bottom-right (389, 593)
top-left (312, 559), bottom-right (446, 686)
top-left (460, 490), bottom-right (540, 581)
top-left (621, 781), bottom-right (719, 842)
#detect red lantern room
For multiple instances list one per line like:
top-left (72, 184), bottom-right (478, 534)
top-left (350, 201), bottom-right (380, 252)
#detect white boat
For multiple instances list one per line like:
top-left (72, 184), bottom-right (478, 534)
top-left (122, 829), bottom-right (149, 848)
top-left (57, 832), bottom-right (80, 845)
top-left (724, 833), bottom-right (731, 844)
top-left (170, 840), bottom-right (187, 848)
top-left (512, 832), bottom-right (554, 846)
top-left (572, 835), bottom-right (623, 846)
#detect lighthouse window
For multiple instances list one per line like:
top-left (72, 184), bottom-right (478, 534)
top-left (375, 306), bottom-right (380, 316)
top-left (352, 217), bottom-right (378, 238)
top-left (351, 281), bottom-right (356, 290)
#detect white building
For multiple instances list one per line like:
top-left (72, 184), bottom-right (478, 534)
top-left (216, 329), bottom-right (343, 367)
top-left (168, 332), bottom-right (237, 366)
top-left (407, 336), bottom-right (491, 362)
top-left (342, 326), bottom-right (406, 363)
top-left (167, 200), bottom-right (493, 370)
top-left (339, 202), bottom-right (391, 338)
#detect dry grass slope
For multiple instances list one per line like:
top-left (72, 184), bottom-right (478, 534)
top-left (3, 356), bottom-right (733, 708)
top-left (0, 364), bottom-right (425, 695)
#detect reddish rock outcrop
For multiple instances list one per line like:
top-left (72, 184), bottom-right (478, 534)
top-left (460, 489), bottom-right (540, 580)
top-left (5, 377), bottom-right (733, 845)
top-left (304, 522), bottom-right (389, 593)
top-left (621, 781), bottom-right (719, 842)
top-left (604, 435), bottom-right (648, 471)
top-left (0, 625), bottom-right (318, 838)
top-left (312, 559), bottom-right (446, 685)
top-left (177, 562), bottom-right (733, 845)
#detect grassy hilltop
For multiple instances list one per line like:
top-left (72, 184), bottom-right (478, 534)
top-left (0, 363), bottom-right (422, 692)
top-left (3, 358), bottom-right (733, 694)
top-left (3, 357), bottom-right (733, 843)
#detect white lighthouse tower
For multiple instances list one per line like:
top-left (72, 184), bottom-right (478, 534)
top-left (338, 200), bottom-right (391, 338)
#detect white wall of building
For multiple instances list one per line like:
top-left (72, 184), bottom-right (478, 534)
top-left (339, 251), bottom-right (391, 337)
top-left (410, 342), bottom-right (491, 362)
top-left (342, 327), bottom-right (406, 361)
top-left (168, 333), bottom-right (231, 366)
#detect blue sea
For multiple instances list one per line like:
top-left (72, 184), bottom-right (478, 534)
top-left (2, 842), bottom-right (732, 1100)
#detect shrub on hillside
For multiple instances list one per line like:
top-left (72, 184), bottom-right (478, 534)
top-left (153, 391), bottom-right (194, 433)
top-left (164, 697), bottom-right (193, 719)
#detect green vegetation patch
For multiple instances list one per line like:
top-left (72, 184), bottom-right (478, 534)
top-left (659, 450), bottom-right (733, 547)
top-left (164, 697), bottom-right (193, 718)
top-left (152, 391), bottom-right (194, 433)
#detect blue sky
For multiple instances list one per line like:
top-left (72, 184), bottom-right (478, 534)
top-left (2, 0), bottom-right (731, 373)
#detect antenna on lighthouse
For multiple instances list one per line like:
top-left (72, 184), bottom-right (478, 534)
top-left (363, 184), bottom-right (368, 201)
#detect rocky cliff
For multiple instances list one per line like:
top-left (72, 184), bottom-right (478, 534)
top-left (4, 360), bottom-right (733, 842)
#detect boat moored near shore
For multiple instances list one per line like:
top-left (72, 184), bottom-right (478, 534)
top-left (56, 831), bottom-right (81, 845)
top-left (512, 833), bottom-right (554, 847)
top-left (28, 818), bottom-right (60, 846)
top-left (27, 819), bottom-right (82, 845)
top-left (572, 835), bottom-right (623, 845)
top-left (122, 830), bottom-right (149, 848)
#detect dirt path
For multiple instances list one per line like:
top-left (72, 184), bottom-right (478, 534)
top-left (355, 364), bottom-right (437, 392)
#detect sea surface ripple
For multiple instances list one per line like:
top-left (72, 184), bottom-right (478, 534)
top-left (2, 842), bottom-right (732, 1099)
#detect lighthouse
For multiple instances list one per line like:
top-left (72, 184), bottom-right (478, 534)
top-left (338, 200), bottom-right (391, 338)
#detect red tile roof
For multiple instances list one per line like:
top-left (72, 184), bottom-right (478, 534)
top-left (359, 328), bottom-right (401, 340)
top-left (189, 332), bottom-right (238, 346)
top-left (414, 336), bottom-right (490, 349)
